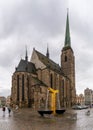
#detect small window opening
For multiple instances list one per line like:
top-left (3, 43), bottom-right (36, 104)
top-left (65, 56), bottom-right (67, 62)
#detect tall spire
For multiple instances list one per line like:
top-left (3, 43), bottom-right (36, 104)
top-left (25, 45), bottom-right (28, 61)
top-left (46, 44), bottom-right (49, 58)
top-left (64, 9), bottom-right (71, 47)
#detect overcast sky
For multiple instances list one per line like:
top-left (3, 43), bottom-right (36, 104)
top-left (0, 0), bottom-right (93, 97)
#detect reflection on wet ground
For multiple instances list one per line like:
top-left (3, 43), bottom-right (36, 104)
top-left (0, 108), bottom-right (93, 130)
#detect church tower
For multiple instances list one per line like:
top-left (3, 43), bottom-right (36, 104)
top-left (61, 11), bottom-right (76, 105)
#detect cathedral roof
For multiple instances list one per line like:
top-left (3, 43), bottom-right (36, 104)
top-left (15, 59), bottom-right (37, 74)
top-left (35, 50), bottom-right (64, 75)
top-left (32, 76), bottom-right (48, 87)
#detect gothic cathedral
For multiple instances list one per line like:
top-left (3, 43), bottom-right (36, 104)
top-left (11, 12), bottom-right (76, 109)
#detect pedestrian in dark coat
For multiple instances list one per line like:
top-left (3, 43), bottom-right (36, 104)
top-left (7, 107), bottom-right (11, 116)
top-left (2, 106), bottom-right (6, 116)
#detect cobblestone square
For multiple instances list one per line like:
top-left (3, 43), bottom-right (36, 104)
top-left (0, 108), bottom-right (93, 130)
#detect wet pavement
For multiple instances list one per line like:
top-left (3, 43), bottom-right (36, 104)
top-left (0, 107), bottom-right (93, 130)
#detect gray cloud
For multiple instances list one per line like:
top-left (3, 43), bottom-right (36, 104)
top-left (0, 88), bottom-right (11, 97)
top-left (0, 0), bottom-right (68, 39)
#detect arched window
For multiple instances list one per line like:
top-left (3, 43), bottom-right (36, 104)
top-left (22, 75), bottom-right (24, 101)
top-left (27, 76), bottom-right (31, 107)
top-left (50, 74), bottom-right (53, 88)
top-left (62, 79), bottom-right (64, 106)
top-left (17, 75), bottom-right (19, 101)
top-left (62, 79), bottom-right (64, 93)
top-left (27, 76), bottom-right (29, 95)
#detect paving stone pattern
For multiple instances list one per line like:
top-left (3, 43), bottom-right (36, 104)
top-left (0, 108), bottom-right (93, 130)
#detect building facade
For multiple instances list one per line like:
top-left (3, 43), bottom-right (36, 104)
top-left (6, 96), bottom-right (11, 107)
top-left (11, 12), bottom-right (76, 109)
top-left (84, 88), bottom-right (93, 106)
top-left (76, 94), bottom-right (85, 105)
top-left (0, 96), bottom-right (6, 107)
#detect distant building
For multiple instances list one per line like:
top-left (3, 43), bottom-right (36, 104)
top-left (0, 96), bottom-right (6, 107)
top-left (84, 88), bottom-right (93, 106)
top-left (11, 12), bottom-right (76, 109)
top-left (76, 94), bottom-right (85, 105)
top-left (6, 96), bottom-right (11, 106)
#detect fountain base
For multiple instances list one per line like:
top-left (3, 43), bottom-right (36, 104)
top-left (38, 110), bottom-right (53, 117)
top-left (56, 109), bottom-right (66, 114)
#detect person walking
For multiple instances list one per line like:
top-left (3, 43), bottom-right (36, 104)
top-left (7, 107), bottom-right (11, 116)
top-left (2, 106), bottom-right (6, 116)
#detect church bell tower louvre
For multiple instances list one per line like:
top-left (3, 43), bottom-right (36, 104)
top-left (61, 11), bottom-right (76, 105)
